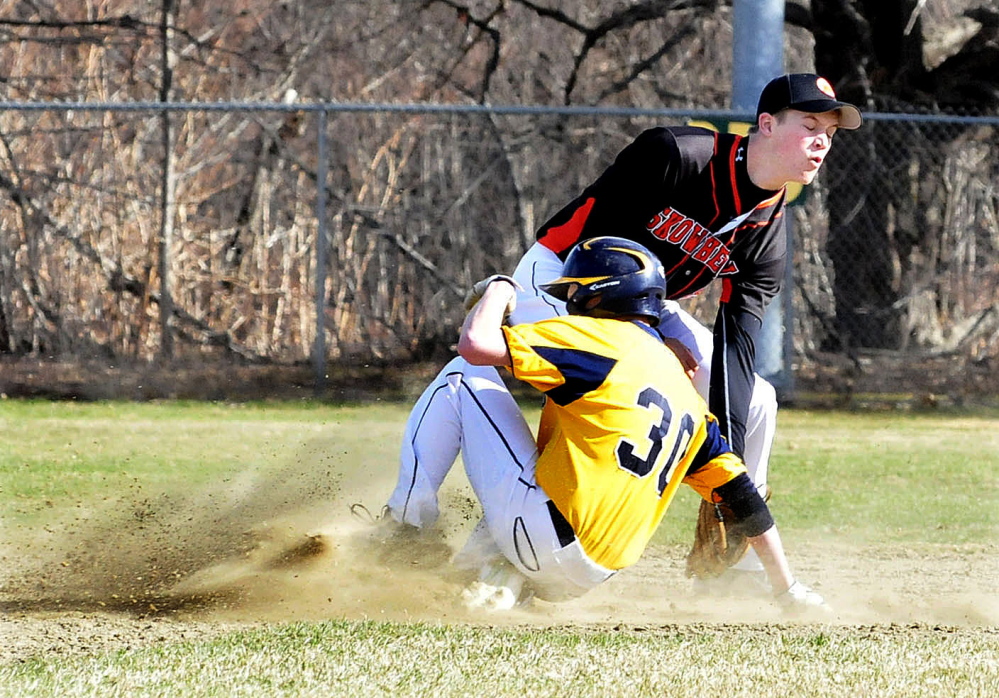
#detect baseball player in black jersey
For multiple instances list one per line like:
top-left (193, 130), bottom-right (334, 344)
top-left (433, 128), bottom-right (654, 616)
top-left (508, 73), bottom-right (862, 588)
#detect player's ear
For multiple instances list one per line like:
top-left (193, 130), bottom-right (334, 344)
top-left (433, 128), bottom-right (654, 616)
top-left (757, 112), bottom-right (776, 136)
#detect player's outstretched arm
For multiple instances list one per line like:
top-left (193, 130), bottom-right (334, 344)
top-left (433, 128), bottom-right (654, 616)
top-left (458, 278), bottom-right (517, 366)
top-left (703, 471), bottom-right (829, 612)
top-left (747, 525), bottom-right (794, 593)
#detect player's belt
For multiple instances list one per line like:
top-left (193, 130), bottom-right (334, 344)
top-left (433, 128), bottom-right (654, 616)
top-left (546, 499), bottom-right (576, 548)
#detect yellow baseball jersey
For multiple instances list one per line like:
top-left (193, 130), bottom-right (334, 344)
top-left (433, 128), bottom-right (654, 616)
top-left (503, 315), bottom-right (746, 570)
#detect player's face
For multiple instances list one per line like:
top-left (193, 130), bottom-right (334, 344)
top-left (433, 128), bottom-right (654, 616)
top-left (769, 110), bottom-right (841, 185)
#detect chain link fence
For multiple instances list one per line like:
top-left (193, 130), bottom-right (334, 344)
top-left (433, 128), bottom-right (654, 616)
top-left (0, 102), bottom-right (995, 405)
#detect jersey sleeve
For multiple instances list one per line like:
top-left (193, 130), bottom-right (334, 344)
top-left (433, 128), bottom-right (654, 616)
top-left (710, 204), bottom-right (787, 457)
top-left (502, 319), bottom-right (621, 402)
top-left (681, 413), bottom-right (749, 500)
top-left (721, 212), bottom-right (786, 321)
top-left (708, 302), bottom-right (760, 459)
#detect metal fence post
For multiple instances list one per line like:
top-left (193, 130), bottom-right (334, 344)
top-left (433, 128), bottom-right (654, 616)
top-left (158, 1), bottom-right (177, 360)
top-left (313, 108), bottom-right (329, 397)
top-left (732, 0), bottom-right (790, 396)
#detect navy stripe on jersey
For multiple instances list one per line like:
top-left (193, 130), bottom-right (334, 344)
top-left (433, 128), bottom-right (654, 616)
top-left (684, 414), bottom-right (733, 475)
top-left (632, 320), bottom-right (662, 341)
top-left (533, 346), bottom-right (617, 406)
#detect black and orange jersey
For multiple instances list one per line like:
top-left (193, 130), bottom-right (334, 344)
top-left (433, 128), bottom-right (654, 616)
top-left (536, 126), bottom-right (787, 458)
top-left (537, 126), bottom-right (786, 324)
top-left (503, 315), bottom-right (747, 571)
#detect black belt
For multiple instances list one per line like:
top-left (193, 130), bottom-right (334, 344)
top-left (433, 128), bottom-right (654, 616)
top-left (546, 499), bottom-right (576, 548)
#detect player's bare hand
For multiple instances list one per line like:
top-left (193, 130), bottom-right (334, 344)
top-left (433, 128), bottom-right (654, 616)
top-left (662, 337), bottom-right (698, 379)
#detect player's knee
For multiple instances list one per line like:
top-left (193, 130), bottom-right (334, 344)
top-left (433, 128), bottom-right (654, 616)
top-left (462, 363), bottom-right (507, 393)
top-left (443, 355), bottom-right (467, 371)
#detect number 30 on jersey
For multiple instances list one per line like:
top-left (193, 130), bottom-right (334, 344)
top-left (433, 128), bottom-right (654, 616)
top-left (616, 387), bottom-right (695, 496)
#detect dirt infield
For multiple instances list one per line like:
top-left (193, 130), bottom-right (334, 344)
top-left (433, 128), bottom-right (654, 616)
top-left (2, 457), bottom-right (997, 663)
top-left (3, 535), bottom-right (997, 664)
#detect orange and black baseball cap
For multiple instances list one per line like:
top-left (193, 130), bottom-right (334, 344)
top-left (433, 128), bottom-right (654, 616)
top-left (756, 73), bottom-right (862, 130)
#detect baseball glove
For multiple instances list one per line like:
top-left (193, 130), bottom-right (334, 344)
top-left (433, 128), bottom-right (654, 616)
top-left (685, 486), bottom-right (771, 579)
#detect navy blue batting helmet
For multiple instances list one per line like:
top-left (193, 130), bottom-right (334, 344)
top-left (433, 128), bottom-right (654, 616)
top-left (539, 236), bottom-right (667, 326)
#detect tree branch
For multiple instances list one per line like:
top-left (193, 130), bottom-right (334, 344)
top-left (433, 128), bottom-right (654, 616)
top-left (514, 0), bottom-right (718, 103)
top-left (595, 25), bottom-right (697, 102)
top-left (430, 0), bottom-right (504, 102)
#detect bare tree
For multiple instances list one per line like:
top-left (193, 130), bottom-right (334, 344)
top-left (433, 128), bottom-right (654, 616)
top-left (0, 0), bottom-right (993, 401)
top-left (800, 0), bottom-right (999, 350)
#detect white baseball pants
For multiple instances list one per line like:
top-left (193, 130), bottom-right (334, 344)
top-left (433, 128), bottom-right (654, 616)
top-left (509, 241), bottom-right (777, 573)
top-left (387, 357), bottom-right (615, 600)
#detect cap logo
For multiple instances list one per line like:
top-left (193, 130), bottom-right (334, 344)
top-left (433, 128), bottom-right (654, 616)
top-left (816, 77), bottom-right (836, 98)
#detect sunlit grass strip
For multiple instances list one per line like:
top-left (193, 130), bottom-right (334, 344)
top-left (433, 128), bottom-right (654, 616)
top-left (3, 620), bottom-right (998, 698)
top-left (2, 401), bottom-right (997, 545)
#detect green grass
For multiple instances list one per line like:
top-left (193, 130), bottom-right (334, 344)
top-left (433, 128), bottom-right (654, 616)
top-left (771, 410), bottom-right (999, 544)
top-left (3, 621), bottom-right (998, 697)
top-left (2, 400), bottom-right (998, 696)
top-left (5, 400), bottom-right (995, 542)
top-left (647, 409), bottom-right (999, 548)
top-left (0, 399), bottom-right (409, 524)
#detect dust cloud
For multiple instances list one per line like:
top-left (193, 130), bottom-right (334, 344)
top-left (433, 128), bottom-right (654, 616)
top-left (2, 447), bottom-right (997, 631)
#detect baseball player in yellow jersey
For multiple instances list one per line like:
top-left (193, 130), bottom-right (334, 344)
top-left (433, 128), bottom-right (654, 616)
top-left (383, 237), bottom-right (825, 611)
